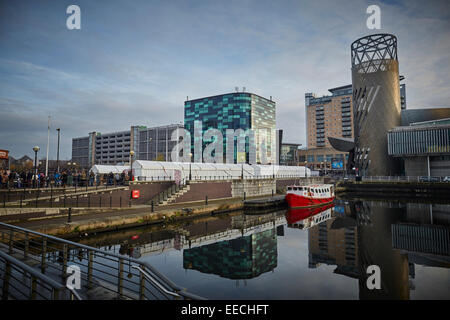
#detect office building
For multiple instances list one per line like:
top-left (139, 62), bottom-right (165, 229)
top-left (388, 112), bottom-right (450, 176)
top-left (71, 124), bottom-right (184, 167)
top-left (302, 85), bottom-right (354, 172)
top-left (132, 124), bottom-right (184, 162)
top-left (184, 92), bottom-right (277, 164)
top-left (280, 143), bottom-right (301, 166)
top-left (305, 85), bottom-right (354, 148)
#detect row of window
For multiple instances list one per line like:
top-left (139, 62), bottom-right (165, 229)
top-left (388, 128), bottom-right (450, 156)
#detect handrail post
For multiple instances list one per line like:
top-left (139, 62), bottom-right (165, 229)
top-left (139, 265), bottom-right (145, 300)
top-left (24, 232), bottom-right (29, 259)
top-left (118, 258), bottom-right (124, 297)
top-left (30, 275), bottom-right (37, 300)
top-left (2, 261), bottom-right (11, 299)
top-left (8, 229), bottom-right (14, 254)
top-left (53, 288), bottom-right (60, 300)
top-left (88, 250), bottom-right (93, 289)
top-left (41, 238), bottom-right (47, 273)
top-left (62, 244), bottom-right (68, 281)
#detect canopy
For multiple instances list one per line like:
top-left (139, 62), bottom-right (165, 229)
top-left (131, 160), bottom-right (310, 181)
top-left (90, 165), bottom-right (130, 174)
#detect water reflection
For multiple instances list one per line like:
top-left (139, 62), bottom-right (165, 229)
top-left (77, 200), bottom-right (449, 299)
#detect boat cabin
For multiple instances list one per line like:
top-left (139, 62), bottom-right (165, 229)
top-left (286, 184), bottom-right (334, 198)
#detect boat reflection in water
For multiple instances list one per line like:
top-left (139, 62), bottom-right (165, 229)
top-left (285, 203), bottom-right (334, 230)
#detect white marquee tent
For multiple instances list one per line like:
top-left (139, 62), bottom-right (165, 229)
top-left (90, 165), bottom-right (130, 175)
top-left (131, 160), bottom-right (310, 181)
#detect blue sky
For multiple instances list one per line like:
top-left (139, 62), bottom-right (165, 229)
top-left (0, 0), bottom-right (449, 159)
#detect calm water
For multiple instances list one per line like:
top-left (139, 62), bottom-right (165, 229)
top-left (78, 199), bottom-right (450, 300)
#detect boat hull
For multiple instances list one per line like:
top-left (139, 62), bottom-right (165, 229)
top-left (285, 193), bottom-right (334, 208)
top-left (285, 203), bottom-right (334, 224)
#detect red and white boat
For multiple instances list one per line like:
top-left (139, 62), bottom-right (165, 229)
top-left (285, 184), bottom-right (335, 208)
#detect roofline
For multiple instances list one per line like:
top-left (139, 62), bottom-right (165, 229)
top-left (328, 84), bottom-right (352, 93)
top-left (185, 92), bottom-right (274, 103)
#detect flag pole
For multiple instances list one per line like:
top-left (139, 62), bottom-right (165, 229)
top-left (45, 116), bottom-right (50, 177)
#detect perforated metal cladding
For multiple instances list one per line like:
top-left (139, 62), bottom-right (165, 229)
top-left (351, 34), bottom-right (402, 176)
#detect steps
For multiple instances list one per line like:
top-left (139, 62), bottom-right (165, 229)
top-left (149, 183), bottom-right (191, 207)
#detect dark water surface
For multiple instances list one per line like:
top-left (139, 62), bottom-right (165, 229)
top-left (78, 199), bottom-right (450, 299)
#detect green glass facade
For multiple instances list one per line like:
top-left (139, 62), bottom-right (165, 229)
top-left (183, 229), bottom-right (278, 279)
top-left (184, 92), bottom-right (276, 163)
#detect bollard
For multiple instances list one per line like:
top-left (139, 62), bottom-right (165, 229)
top-left (35, 190), bottom-right (39, 208)
top-left (3, 193), bottom-right (6, 208)
top-left (68, 207), bottom-right (72, 223)
top-left (64, 195), bottom-right (66, 208)
top-left (76, 195), bottom-right (79, 208)
top-left (205, 195), bottom-right (208, 205)
top-left (99, 196), bottom-right (102, 208)
top-left (120, 196), bottom-right (122, 208)
top-left (110, 195), bottom-right (112, 208)
top-left (272, 189), bottom-right (274, 197)
top-left (151, 200), bottom-right (154, 212)
top-left (88, 194), bottom-right (90, 208)
top-left (20, 193), bottom-right (23, 208)
top-left (244, 191), bottom-right (246, 201)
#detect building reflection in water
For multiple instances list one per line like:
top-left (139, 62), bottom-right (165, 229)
top-left (78, 198), bottom-right (448, 299)
top-left (307, 200), bottom-right (450, 300)
top-left (183, 228), bottom-right (278, 280)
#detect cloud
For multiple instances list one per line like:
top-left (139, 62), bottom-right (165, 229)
top-left (0, 0), bottom-right (449, 159)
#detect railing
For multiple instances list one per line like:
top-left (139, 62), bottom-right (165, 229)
top-left (0, 250), bottom-right (76, 300)
top-left (360, 176), bottom-right (449, 183)
top-left (1, 183), bottom-right (128, 209)
top-left (0, 222), bottom-right (204, 300)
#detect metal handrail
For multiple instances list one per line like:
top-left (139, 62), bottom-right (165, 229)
top-left (0, 249), bottom-right (68, 299)
top-left (132, 266), bottom-right (206, 300)
top-left (132, 266), bottom-right (181, 298)
top-left (0, 221), bottom-right (196, 299)
top-left (67, 287), bottom-right (82, 300)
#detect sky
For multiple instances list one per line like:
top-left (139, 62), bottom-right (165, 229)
top-left (0, 0), bottom-right (449, 159)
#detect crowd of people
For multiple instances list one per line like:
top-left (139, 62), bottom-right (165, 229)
top-left (0, 169), bottom-right (131, 189)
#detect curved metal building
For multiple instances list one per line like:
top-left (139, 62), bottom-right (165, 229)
top-left (351, 34), bottom-right (402, 176)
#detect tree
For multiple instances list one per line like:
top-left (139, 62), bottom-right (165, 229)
top-left (156, 153), bottom-right (165, 162)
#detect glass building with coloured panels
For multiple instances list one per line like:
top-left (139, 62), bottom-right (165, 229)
top-left (184, 92), bottom-right (276, 164)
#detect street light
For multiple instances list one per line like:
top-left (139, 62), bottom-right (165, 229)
top-left (304, 160), bottom-right (308, 180)
top-left (189, 152), bottom-right (193, 181)
top-left (56, 128), bottom-right (61, 174)
top-left (324, 159), bottom-right (327, 176)
top-left (129, 151), bottom-right (135, 181)
top-left (33, 146), bottom-right (40, 188)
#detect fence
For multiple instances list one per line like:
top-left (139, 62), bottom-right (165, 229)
top-left (0, 222), bottom-right (204, 300)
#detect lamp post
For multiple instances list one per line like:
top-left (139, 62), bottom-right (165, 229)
top-left (129, 151), bottom-right (135, 182)
top-left (305, 160), bottom-right (308, 180)
top-left (33, 146), bottom-right (40, 188)
top-left (189, 152), bottom-right (192, 181)
top-left (56, 128), bottom-right (60, 173)
top-left (324, 159), bottom-right (327, 176)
